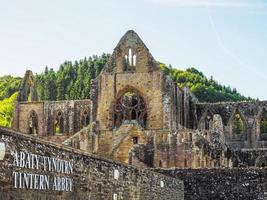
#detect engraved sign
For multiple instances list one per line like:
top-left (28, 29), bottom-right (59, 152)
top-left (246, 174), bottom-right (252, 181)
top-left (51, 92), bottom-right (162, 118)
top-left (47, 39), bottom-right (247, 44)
top-left (11, 150), bottom-right (73, 191)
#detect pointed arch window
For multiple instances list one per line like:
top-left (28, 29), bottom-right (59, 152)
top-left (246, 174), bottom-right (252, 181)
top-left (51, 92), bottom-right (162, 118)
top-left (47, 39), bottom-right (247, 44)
top-left (114, 91), bottom-right (147, 129)
top-left (124, 48), bottom-right (136, 72)
top-left (28, 111), bottom-right (38, 135)
top-left (54, 111), bottom-right (64, 135)
top-left (81, 110), bottom-right (90, 128)
top-left (232, 111), bottom-right (245, 139)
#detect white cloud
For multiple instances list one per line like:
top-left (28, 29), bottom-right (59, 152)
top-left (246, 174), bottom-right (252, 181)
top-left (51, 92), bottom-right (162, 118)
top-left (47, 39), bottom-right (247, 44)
top-left (146, 0), bottom-right (267, 7)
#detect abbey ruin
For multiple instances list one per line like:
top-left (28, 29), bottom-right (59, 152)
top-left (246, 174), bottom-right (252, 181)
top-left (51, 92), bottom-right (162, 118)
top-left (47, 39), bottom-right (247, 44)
top-left (0, 30), bottom-right (266, 199)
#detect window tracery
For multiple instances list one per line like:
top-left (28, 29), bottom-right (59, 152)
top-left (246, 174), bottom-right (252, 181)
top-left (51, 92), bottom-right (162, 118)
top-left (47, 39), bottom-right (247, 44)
top-left (114, 91), bottom-right (147, 128)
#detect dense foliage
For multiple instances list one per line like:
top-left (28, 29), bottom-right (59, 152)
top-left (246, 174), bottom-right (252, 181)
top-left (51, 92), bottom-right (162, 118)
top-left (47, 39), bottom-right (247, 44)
top-left (0, 54), bottom-right (252, 127)
top-left (35, 54), bottom-right (110, 101)
top-left (159, 63), bottom-right (251, 102)
top-left (0, 76), bottom-right (21, 100)
top-left (0, 92), bottom-right (17, 127)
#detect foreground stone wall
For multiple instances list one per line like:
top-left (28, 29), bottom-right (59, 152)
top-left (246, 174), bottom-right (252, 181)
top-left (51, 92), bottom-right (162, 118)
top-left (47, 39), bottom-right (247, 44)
top-left (0, 126), bottom-right (183, 200)
top-left (156, 168), bottom-right (267, 200)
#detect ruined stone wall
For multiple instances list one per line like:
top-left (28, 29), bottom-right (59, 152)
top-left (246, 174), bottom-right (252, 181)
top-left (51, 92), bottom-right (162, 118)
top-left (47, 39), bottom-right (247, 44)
top-left (16, 102), bottom-right (45, 135)
top-left (13, 100), bottom-right (91, 138)
top-left (161, 76), bottom-right (198, 132)
top-left (43, 100), bottom-right (91, 135)
top-left (91, 30), bottom-right (200, 133)
top-left (156, 168), bottom-right (267, 200)
top-left (0, 126), bottom-right (184, 200)
top-left (153, 129), bottom-right (229, 169)
top-left (93, 71), bottom-right (164, 131)
top-left (153, 130), bottom-right (191, 168)
top-left (196, 101), bottom-right (267, 149)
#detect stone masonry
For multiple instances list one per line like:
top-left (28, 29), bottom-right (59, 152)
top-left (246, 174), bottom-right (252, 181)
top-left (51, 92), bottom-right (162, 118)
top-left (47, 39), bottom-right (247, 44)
top-left (0, 126), bottom-right (184, 200)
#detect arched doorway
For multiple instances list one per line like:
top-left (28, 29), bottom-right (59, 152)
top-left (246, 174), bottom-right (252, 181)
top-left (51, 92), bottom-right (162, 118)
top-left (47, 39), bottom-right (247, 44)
top-left (231, 110), bottom-right (245, 140)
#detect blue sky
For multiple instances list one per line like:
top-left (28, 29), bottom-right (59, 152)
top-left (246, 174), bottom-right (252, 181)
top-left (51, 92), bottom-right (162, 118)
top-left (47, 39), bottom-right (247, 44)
top-left (0, 0), bottom-right (266, 99)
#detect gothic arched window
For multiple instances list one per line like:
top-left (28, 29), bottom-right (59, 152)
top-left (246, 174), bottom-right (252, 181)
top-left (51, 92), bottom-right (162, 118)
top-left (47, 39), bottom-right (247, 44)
top-left (232, 111), bottom-right (245, 139)
top-left (81, 110), bottom-right (90, 128)
top-left (124, 48), bottom-right (136, 72)
top-left (54, 111), bottom-right (64, 135)
top-left (28, 111), bottom-right (38, 135)
top-left (114, 91), bottom-right (147, 128)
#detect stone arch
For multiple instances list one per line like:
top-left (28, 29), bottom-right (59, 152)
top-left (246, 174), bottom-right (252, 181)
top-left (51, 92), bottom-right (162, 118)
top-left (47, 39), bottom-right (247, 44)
top-left (27, 110), bottom-right (38, 135)
top-left (229, 109), bottom-right (246, 140)
top-left (112, 87), bottom-right (147, 129)
top-left (80, 110), bottom-right (90, 129)
top-left (54, 110), bottom-right (64, 135)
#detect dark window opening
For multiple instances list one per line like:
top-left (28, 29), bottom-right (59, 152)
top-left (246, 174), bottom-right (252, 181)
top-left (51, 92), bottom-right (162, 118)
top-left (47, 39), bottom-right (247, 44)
top-left (232, 111), bottom-right (245, 135)
top-left (54, 111), bottom-right (64, 135)
top-left (132, 137), bottom-right (138, 144)
top-left (81, 110), bottom-right (90, 128)
top-left (159, 160), bottom-right (163, 168)
top-left (28, 111), bottom-right (38, 135)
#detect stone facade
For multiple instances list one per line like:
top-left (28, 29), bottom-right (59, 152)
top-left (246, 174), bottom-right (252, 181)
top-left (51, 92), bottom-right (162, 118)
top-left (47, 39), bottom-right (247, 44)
top-left (0, 126), bottom-right (183, 200)
top-left (12, 30), bottom-right (267, 170)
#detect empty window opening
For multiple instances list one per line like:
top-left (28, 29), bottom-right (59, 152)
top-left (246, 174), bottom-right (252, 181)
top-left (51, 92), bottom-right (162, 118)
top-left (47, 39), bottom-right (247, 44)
top-left (28, 111), bottom-right (38, 135)
top-left (124, 48), bottom-right (137, 71)
top-left (159, 160), bottom-right (163, 168)
top-left (232, 111), bottom-right (245, 135)
top-left (132, 137), bottom-right (138, 144)
top-left (81, 110), bottom-right (90, 128)
top-left (54, 111), bottom-right (64, 135)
